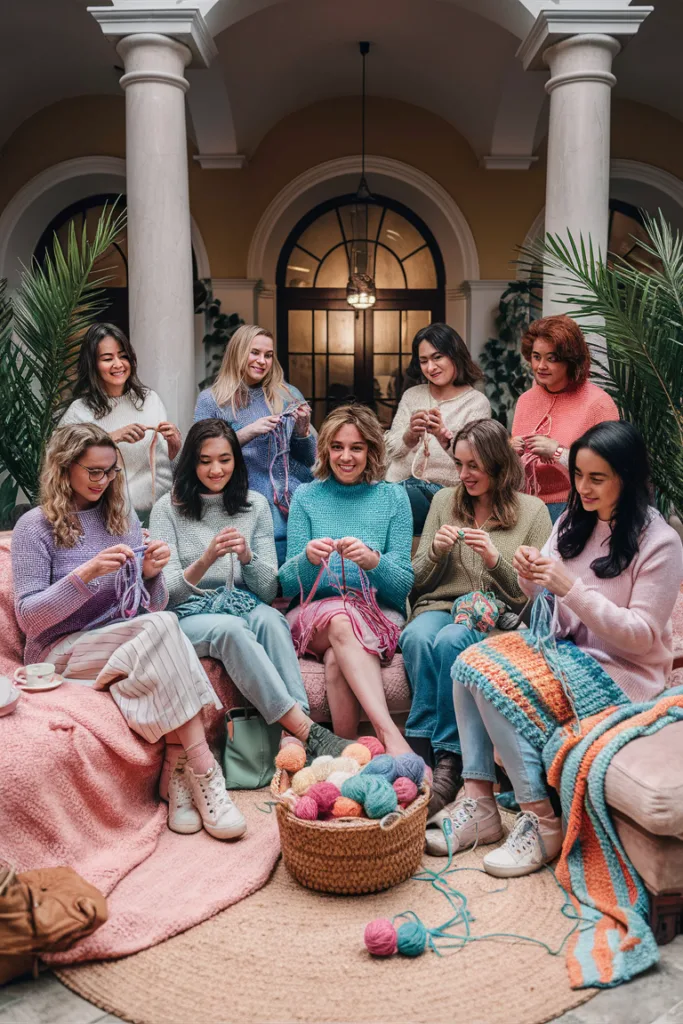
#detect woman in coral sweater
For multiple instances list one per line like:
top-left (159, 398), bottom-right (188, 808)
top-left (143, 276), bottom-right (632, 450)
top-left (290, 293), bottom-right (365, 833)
top-left (511, 315), bottom-right (618, 524)
top-left (445, 421), bottom-right (683, 877)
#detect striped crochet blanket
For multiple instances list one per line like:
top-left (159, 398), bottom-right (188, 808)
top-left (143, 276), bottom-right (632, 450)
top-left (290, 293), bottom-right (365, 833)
top-left (453, 613), bottom-right (683, 989)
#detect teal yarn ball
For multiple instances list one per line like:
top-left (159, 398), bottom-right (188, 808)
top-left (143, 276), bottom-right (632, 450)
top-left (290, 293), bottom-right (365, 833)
top-left (361, 754), bottom-right (398, 783)
top-left (340, 774), bottom-right (370, 804)
top-left (396, 919), bottom-right (427, 957)
top-left (362, 777), bottom-right (398, 819)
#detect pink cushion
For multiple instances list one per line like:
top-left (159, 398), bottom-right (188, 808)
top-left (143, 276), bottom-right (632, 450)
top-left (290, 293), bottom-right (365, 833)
top-left (299, 653), bottom-right (411, 723)
top-left (672, 584), bottom-right (683, 663)
top-left (0, 535), bottom-right (26, 677)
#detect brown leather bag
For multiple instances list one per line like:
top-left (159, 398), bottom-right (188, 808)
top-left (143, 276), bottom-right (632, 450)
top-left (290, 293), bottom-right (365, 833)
top-left (0, 865), bottom-right (108, 984)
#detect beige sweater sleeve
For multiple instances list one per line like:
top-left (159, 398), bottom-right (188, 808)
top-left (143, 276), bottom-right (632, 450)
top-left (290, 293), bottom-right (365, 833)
top-left (411, 489), bottom-right (451, 594)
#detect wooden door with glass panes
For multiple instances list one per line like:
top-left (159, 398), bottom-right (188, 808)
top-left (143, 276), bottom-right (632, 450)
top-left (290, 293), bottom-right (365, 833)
top-left (276, 196), bottom-right (445, 429)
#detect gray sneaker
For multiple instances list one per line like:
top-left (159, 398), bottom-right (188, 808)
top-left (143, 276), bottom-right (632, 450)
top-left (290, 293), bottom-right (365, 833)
top-left (425, 795), bottom-right (504, 857)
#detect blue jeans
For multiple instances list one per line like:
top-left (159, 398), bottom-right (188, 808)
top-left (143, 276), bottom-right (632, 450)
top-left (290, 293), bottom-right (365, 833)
top-left (401, 611), bottom-right (481, 754)
top-left (400, 478), bottom-right (442, 535)
top-left (546, 502), bottom-right (566, 525)
top-left (179, 604), bottom-right (310, 724)
top-left (452, 676), bottom-right (548, 803)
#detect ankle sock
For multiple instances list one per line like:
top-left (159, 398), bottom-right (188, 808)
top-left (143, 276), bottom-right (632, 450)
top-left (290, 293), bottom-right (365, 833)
top-left (185, 740), bottom-right (213, 776)
top-left (160, 743), bottom-right (184, 800)
top-left (280, 734), bottom-right (305, 750)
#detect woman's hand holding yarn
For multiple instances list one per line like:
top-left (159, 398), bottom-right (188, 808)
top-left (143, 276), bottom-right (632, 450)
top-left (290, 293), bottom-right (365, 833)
top-left (460, 529), bottom-right (499, 570)
top-left (73, 544), bottom-right (135, 584)
top-left (527, 434), bottom-right (560, 462)
top-left (510, 436), bottom-right (525, 455)
top-left (431, 524), bottom-right (460, 558)
top-left (306, 537), bottom-right (337, 566)
top-left (337, 537), bottom-right (380, 571)
top-left (141, 539), bottom-right (170, 579)
top-left (513, 544), bottom-right (542, 581)
top-left (157, 421), bottom-right (182, 460)
top-left (528, 555), bottom-right (575, 598)
top-left (292, 403), bottom-right (312, 437)
top-left (110, 423), bottom-right (147, 445)
top-left (242, 415), bottom-right (281, 443)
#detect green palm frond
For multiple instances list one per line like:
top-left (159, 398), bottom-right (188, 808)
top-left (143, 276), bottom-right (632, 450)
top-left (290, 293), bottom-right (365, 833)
top-left (0, 201), bottom-right (127, 505)
top-left (520, 212), bottom-right (683, 519)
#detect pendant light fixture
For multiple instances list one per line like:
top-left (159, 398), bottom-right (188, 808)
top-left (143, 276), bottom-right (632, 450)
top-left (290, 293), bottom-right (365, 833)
top-left (346, 41), bottom-right (377, 310)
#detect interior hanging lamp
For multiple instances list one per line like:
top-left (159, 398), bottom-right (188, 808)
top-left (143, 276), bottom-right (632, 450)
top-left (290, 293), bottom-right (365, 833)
top-left (346, 41), bottom-right (377, 310)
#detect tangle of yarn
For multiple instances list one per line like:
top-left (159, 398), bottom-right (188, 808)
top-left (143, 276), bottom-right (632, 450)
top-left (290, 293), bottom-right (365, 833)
top-left (527, 589), bottom-right (581, 733)
top-left (267, 401), bottom-right (308, 517)
top-left (174, 547), bottom-right (261, 620)
top-left (294, 553), bottom-right (401, 661)
top-left (89, 546), bottom-right (151, 628)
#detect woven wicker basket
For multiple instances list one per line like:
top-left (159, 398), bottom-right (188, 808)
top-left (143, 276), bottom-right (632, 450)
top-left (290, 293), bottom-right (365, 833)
top-left (271, 767), bottom-right (430, 894)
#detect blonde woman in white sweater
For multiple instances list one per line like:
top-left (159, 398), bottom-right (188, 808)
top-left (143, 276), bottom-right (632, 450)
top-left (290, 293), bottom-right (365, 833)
top-left (385, 324), bottom-right (491, 533)
top-left (61, 323), bottom-right (181, 522)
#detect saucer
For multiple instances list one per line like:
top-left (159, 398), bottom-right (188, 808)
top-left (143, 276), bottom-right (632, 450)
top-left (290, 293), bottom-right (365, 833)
top-left (13, 671), bottom-right (65, 692)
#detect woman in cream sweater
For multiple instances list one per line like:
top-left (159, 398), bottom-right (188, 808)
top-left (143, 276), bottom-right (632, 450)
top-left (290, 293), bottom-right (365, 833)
top-left (384, 323), bottom-right (491, 532)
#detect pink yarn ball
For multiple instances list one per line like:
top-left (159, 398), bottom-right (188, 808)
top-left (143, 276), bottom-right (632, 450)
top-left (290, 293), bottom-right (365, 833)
top-left (393, 777), bottom-right (418, 805)
top-left (358, 736), bottom-right (386, 758)
top-left (364, 918), bottom-right (398, 957)
top-left (307, 781), bottom-right (341, 815)
top-left (294, 795), bottom-right (319, 820)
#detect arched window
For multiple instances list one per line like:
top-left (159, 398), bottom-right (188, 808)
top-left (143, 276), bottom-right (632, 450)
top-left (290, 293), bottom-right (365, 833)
top-left (277, 195), bottom-right (445, 427)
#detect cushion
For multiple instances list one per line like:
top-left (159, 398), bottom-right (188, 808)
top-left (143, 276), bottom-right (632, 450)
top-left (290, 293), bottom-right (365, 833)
top-left (605, 720), bottom-right (683, 838)
top-left (672, 583), bottom-right (683, 666)
top-left (613, 810), bottom-right (683, 894)
top-left (299, 653), bottom-right (411, 723)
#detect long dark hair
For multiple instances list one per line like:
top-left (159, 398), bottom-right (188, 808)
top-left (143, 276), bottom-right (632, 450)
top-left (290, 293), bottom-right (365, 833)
top-left (557, 421), bottom-right (651, 578)
top-left (172, 419), bottom-right (250, 521)
top-left (73, 323), bottom-right (148, 418)
top-left (407, 323), bottom-right (483, 387)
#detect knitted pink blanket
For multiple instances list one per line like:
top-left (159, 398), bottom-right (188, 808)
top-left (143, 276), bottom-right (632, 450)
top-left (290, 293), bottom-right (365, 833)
top-left (0, 538), bottom-right (280, 964)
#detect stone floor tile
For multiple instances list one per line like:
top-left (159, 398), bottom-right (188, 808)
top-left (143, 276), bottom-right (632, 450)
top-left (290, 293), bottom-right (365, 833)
top-left (661, 939), bottom-right (683, 975)
top-left (0, 973), bottom-right (107, 1024)
top-left (552, 963), bottom-right (683, 1024)
top-left (651, 998), bottom-right (683, 1024)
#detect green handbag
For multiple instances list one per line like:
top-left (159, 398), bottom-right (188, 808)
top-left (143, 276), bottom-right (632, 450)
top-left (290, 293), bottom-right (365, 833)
top-left (223, 708), bottom-right (282, 790)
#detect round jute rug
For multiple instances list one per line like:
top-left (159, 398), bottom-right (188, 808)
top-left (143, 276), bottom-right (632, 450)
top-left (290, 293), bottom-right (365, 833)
top-left (56, 814), bottom-right (597, 1024)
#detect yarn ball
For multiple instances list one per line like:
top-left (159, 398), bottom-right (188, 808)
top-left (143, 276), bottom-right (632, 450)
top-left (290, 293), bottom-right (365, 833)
top-left (343, 742), bottom-right (372, 767)
top-left (312, 755), bottom-right (334, 765)
top-left (393, 753), bottom-right (426, 787)
top-left (311, 760), bottom-right (335, 782)
top-left (275, 745), bottom-right (307, 773)
top-left (327, 771), bottom-right (354, 790)
top-left (293, 795), bottom-right (318, 820)
top-left (291, 766), bottom-right (317, 795)
top-left (328, 756), bottom-right (360, 776)
top-left (363, 777), bottom-right (398, 819)
top-left (332, 796), bottom-right (363, 819)
top-left (340, 774), bottom-right (371, 804)
top-left (393, 777), bottom-right (418, 805)
top-left (307, 781), bottom-right (341, 815)
top-left (361, 754), bottom-right (398, 783)
top-left (364, 918), bottom-right (398, 957)
top-left (357, 736), bottom-right (385, 758)
top-left (396, 919), bottom-right (428, 957)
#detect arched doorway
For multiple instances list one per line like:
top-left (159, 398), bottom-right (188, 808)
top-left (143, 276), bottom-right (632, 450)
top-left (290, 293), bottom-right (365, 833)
top-left (277, 194), bottom-right (445, 427)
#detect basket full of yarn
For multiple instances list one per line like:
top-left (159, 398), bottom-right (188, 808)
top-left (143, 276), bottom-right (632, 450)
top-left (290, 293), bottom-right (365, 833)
top-left (271, 740), bottom-right (430, 895)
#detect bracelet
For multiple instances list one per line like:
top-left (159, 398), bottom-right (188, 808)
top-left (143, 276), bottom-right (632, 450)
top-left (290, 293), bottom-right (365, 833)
top-left (553, 445), bottom-right (565, 462)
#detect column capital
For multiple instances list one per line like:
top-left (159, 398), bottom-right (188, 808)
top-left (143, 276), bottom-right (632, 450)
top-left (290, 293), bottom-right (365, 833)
top-left (88, 5), bottom-right (217, 67)
top-left (517, 6), bottom-right (652, 70)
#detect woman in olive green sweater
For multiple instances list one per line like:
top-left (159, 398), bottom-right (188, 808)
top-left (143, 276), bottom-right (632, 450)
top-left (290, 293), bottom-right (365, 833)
top-left (400, 419), bottom-right (552, 818)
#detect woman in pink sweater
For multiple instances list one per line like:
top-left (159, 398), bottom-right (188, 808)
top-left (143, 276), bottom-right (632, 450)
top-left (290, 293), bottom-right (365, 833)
top-left (440, 421), bottom-right (683, 877)
top-left (511, 315), bottom-right (618, 523)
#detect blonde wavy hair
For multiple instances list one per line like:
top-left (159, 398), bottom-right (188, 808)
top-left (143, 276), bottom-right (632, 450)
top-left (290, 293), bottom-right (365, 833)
top-left (314, 404), bottom-right (386, 485)
top-left (451, 418), bottom-right (523, 530)
top-left (211, 324), bottom-right (294, 414)
top-left (41, 423), bottom-right (129, 548)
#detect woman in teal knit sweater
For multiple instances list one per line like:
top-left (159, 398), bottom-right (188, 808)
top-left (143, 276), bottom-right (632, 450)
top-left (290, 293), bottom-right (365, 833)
top-left (279, 404), bottom-right (414, 755)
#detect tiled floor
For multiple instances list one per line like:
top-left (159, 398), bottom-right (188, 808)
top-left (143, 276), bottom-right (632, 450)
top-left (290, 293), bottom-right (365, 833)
top-left (1, 935), bottom-right (683, 1024)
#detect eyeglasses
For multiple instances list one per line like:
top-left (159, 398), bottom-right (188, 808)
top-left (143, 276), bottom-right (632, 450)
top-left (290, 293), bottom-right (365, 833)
top-left (75, 462), bottom-right (122, 482)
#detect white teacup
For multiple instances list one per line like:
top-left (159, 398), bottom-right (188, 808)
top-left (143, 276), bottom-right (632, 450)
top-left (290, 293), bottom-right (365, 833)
top-left (14, 662), bottom-right (56, 688)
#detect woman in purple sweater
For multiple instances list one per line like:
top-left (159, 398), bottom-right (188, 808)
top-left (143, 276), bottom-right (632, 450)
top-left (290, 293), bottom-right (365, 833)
top-left (12, 423), bottom-right (245, 843)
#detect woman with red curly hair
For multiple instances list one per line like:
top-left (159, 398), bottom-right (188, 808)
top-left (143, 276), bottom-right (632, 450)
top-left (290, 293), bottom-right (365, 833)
top-left (511, 315), bottom-right (618, 523)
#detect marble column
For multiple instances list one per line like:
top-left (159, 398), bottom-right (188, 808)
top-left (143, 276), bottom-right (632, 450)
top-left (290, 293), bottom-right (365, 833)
top-left (542, 34), bottom-right (620, 315)
top-left (117, 33), bottom-right (195, 430)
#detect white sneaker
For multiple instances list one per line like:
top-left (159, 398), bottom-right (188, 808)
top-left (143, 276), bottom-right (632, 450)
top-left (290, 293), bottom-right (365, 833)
top-left (483, 811), bottom-right (563, 878)
top-left (185, 759), bottom-right (247, 840)
top-left (167, 762), bottom-right (202, 835)
top-left (425, 795), bottom-right (503, 857)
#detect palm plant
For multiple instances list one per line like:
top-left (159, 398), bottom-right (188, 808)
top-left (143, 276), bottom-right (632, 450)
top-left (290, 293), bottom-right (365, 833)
top-left (524, 212), bottom-right (683, 520)
top-left (0, 202), bottom-right (126, 512)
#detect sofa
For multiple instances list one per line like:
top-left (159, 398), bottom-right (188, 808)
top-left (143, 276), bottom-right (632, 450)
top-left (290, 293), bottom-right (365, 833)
top-left (1, 534), bottom-right (682, 942)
